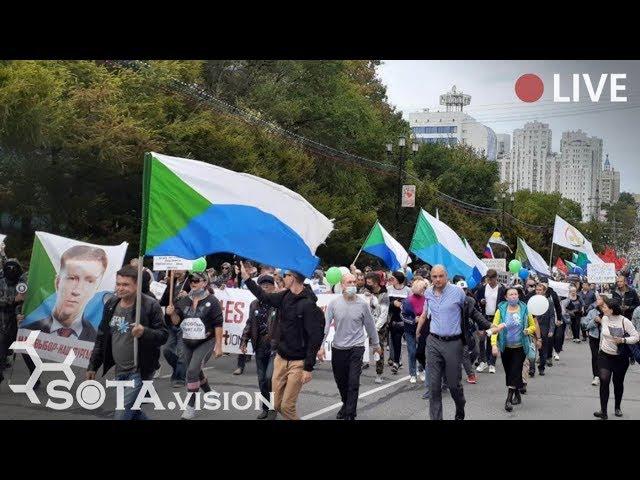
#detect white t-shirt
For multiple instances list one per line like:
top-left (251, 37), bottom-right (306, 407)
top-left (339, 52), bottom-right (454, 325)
top-left (484, 284), bottom-right (500, 316)
top-left (600, 314), bottom-right (639, 356)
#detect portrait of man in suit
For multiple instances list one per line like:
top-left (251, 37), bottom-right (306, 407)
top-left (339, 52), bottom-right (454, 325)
top-left (26, 245), bottom-right (108, 342)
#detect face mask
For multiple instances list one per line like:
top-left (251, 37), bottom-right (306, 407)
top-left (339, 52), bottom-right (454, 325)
top-left (189, 287), bottom-right (206, 299)
top-left (364, 284), bottom-right (375, 292)
top-left (345, 286), bottom-right (357, 296)
top-left (508, 298), bottom-right (519, 306)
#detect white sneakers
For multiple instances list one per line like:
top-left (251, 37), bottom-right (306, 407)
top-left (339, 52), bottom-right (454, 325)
top-left (554, 353), bottom-right (560, 361)
top-left (592, 376), bottom-right (600, 386)
top-left (375, 375), bottom-right (384, 384)
top-left (181, 405), bottom-right (196, 420)
top-left (418, 371), bottom-right (426, 382)
top-left (489, 365), bottom-right (496, 374)
top-left (476, 362), bottom-right (488, 372)
top-left (409, 376), bottom-right (417, 384)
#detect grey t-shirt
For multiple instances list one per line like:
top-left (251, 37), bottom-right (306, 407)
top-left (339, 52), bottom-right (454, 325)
top-left (323, 295), bottom-right (380, 350)
top-left (109, 304), bottom-right (136, 375)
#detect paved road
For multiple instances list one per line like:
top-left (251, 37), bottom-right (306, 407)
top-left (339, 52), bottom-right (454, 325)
top-left (1, 337), bottom-right (640, 420)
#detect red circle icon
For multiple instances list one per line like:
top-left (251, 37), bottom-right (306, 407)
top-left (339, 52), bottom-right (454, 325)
top-left (515, 74), bottom-right (544, 102)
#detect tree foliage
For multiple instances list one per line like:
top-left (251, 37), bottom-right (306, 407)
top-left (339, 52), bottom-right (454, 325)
top-left (0, 60), bottom-right (625, 269)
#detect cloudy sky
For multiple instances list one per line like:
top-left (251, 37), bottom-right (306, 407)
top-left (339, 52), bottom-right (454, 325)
top-left (377, 60), bottom-right (639, 192)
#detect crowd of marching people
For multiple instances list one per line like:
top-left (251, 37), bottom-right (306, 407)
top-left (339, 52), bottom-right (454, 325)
top-left (2, 237), bottom-right (640, 420)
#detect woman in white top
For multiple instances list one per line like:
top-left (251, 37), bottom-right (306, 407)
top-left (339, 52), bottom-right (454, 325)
top-left (594, 297), bottom-right (639, 420)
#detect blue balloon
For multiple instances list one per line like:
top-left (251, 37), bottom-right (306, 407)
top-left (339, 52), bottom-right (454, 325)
top-left (518, 267), bottom-right (529, 281)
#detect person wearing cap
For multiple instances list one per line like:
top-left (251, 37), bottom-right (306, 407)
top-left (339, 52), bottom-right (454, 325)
top-left (213, 262), bottom-right (236, 288)
top-left (240, 274), bottom-right (279, 419)
top-left (318, 273), bottom-right (381, 420)
top-left (165, 271), bottom-right (224, 419)
top-left (240, 262), bottom-right (324, 420)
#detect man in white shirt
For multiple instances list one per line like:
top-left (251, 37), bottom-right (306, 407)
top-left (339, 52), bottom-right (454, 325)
top-left (474, 269), bottom-right (506, 374)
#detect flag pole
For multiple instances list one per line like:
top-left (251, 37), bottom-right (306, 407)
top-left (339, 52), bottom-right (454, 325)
top-left (353, 221), bottom-right (376, 266)
top-left (133, 255), bottom-right (143, 368)
top-left (548, 243), bottom-right (555, 272)
top-left (134, 153), bottom-right (153, 369)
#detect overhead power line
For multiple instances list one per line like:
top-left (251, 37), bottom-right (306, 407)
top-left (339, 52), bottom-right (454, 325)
top-left (107, 60), bottom-right (552, 231)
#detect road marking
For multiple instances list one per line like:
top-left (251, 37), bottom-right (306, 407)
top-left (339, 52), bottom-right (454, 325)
top-left (301, 375), bottom-right (412, 420)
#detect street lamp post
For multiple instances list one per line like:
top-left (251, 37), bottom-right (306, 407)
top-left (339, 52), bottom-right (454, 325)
top-left (388, 137), bottom-right (418, 237)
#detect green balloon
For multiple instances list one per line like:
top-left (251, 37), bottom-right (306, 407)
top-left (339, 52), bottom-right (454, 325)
top-left (326, 266), bottom-right (342, 286)
top-left (508, 259), bottom-right (522, 274)
top-left (192, 257), bottom-right (207, 273)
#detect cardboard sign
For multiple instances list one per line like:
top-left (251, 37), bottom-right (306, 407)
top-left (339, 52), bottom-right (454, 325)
top-left (153, 256), bottom-right (193, 271)
top-left (482, 258), bottom-right (507, 272)
top-left (587, 263), bottom-right (616, 284)
top-left (149, 281), bottom-right (168, 300)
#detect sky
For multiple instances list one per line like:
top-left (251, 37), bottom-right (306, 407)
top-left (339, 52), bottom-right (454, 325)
top-left (377, 60), bottom-right (639, 193)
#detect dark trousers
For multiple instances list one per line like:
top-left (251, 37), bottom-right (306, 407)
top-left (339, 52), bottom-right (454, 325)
top-left (426, 335), bottom-right (465, 420)
top-left (501, 346), bottom-right (525, 389)
top-left (332, 346), bottom-right (365, 417)
top-left (570, 316), bottom-right (582, 340)
top-left (254, 340), bottom-right (275, 412)
top-left (237, 353), bottom-right (251, 369)
top-left (416, 333), bottom-right (427, 371)
top-left (0, 323), bottom-right (17, 380)
top-left (553, 323), bottom-right (566, 353)
top-left (589, 336), bottom-right (600, 378)
top-left (598, 351), bottom-right (630, 414)
top-left (478, 316), bottom-right (496, 365)
top-left (390, 326), bottom-right (404, 364)
top-left (538, 331), bottom-right (552, 372)
top-left (376, 327), bottom-right (388, 375)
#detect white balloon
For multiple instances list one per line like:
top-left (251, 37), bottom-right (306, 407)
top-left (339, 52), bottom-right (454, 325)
top-left (339, 266), bottom-right (350, 276)
top-left (527, 294), bottom-right (549, 316)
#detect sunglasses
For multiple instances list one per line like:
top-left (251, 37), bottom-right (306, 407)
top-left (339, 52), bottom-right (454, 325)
top-left (190, 278), bottom-right (204, 284)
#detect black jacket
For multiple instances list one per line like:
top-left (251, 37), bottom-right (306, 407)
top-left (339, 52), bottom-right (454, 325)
top-left (240, 299), bottom-right (277, 351)
top-left (245, 278), bottom-right (323, 372)
top-left (475, 283), bottom-right (507, 316)
top-left (613, 288), bottom-right (640, 320)
top-left (546, 287), bottom-right (563, 322)
top-left (88, 294), bottom-right (168, 378)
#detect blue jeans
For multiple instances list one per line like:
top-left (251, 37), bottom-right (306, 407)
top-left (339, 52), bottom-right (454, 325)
top-left (404, 324), bottom-right (418, 376)
top-left (113, 372), bottom-right (148, 421)
top-left (163, 326), bottom-right (186, 381)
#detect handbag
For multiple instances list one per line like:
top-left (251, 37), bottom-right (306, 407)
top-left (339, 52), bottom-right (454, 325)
top-left (620, 320), bottom-right (640, 363)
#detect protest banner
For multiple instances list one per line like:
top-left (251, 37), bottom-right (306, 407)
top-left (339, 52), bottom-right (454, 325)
top-left (153, 256), bottom-right (193, 271)
top-left (548, 279), bottom-right (571, 298)
top-left (587, 263), bottom-right (616, 284)
top-left (18, 231), bottom-right (128, 368)
top-left (213, 289), bottom-right (370, 360)
top-left (149, 280), bottom-right (168, 300)
top-left (481, 258), bottom-right (507, 272)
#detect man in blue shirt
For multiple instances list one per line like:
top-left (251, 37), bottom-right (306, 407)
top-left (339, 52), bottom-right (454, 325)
top-left (425, 265), bottom-right (467, 420)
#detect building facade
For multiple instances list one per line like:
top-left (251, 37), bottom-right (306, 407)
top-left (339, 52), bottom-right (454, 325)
top-left (559, 130), bottom-right (603, 222)
top-left (408, 86), bottom-right (498, 160)
top-left (600, 154), bottom-right (621, 206)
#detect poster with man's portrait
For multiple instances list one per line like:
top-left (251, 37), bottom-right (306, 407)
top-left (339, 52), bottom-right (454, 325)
top-left (18, 231), bottom-right (128, 367)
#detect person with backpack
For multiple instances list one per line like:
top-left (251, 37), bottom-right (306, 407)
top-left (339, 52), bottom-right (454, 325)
top-left (241, 262), bottom-right (324, 420)
top-left (582, 294), bottom-right (606, 386)
top-left (317, 273), bottom-right (381, 420)
top-left (490, 287), bottom-right (539, 413)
